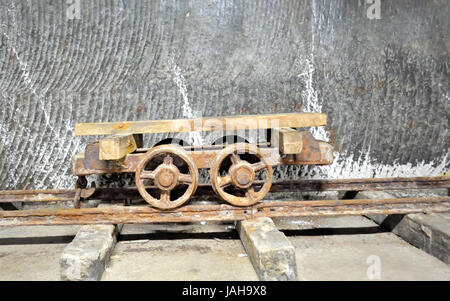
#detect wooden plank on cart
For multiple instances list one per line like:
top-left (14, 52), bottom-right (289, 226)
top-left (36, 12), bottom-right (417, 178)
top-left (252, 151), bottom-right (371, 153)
top-left (74, 113), bottom-right (327, 136)
top-left (271, 127), bottom-right (304, 154)
top-left (99, 134), bottom-right (138, 160)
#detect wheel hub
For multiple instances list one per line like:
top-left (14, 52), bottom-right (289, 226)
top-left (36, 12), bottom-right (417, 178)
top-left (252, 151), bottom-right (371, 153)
top-left (154, 165), bottom-right (179, 190)
top-left (230, 163), bottom-right (254, 189)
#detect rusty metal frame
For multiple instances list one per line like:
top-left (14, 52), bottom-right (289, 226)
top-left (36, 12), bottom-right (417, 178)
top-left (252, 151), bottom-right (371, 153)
top-left (1, 196), bottom-right (449, 226)
top-left (72, 139), bottom-right (333, 177)
top-left (0, 176), bottom-right (449, 226)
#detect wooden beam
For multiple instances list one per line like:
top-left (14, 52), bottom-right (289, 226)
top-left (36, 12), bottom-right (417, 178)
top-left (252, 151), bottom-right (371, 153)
top-left (271, 127), bottom-right (303, 154)
top-left (74, 113), bottom-right (327, 136)
top-left (99, 134), bottom-right (137, 160)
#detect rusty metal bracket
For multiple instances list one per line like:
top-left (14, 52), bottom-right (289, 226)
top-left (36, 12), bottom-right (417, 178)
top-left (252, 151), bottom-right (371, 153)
top-left (73, 176), bottom-right (87, 209)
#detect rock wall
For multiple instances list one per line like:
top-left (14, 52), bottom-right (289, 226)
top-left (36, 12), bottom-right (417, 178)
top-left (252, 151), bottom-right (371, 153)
top-left (0, 0), bottom-right (448, 190)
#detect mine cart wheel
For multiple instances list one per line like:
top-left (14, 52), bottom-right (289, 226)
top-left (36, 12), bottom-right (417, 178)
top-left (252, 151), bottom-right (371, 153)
top-left (210, 143), bottom-right (273, 206)
top-left (135, 145), bottom-right (199, 209)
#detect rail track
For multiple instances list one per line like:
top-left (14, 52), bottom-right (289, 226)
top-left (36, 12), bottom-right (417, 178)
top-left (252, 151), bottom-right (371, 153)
top-left (0, 176), bottom-right (449, 226)
top-left (1, 176), bottom-right (449, 204)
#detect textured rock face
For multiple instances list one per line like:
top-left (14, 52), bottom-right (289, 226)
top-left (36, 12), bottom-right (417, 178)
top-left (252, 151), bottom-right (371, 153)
top-left (0, 0), bottom-right (448, 190)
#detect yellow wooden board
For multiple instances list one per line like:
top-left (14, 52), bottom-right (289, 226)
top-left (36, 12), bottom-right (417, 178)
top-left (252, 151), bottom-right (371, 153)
top-left (271, 127), bottom-right (304, 154)
top-left (75, 113), bottom-right (326, 136)
top-left (99, 134), bottom-right (138, 160)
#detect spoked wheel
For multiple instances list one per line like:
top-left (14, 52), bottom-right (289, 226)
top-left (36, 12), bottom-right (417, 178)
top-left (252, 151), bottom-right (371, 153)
top-left (135, 145), bottom-right (199, 209)
top-left (210, 143), bottom-right (273, 206)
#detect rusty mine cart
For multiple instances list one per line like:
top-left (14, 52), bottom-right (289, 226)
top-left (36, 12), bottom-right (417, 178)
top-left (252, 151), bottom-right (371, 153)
top-left (72, 113), bottom-right (333, 209)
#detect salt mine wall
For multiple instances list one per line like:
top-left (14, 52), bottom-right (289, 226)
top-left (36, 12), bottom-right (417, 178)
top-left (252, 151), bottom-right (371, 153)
top-left (0, 0), bottom-right (448, 190)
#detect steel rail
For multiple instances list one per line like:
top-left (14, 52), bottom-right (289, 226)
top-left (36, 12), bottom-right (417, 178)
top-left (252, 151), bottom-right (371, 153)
top-left (0, 176), bottom-right (448, 204)
top-left (0, 196), bottom-right (449, 226)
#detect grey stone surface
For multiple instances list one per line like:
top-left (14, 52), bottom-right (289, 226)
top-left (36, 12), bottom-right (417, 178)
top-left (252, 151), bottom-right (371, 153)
top-left (121, 222), bottom-right (235, 235)
top-left (102, 238), bottom-right (258, 281)
top-left (286, 215), bottom-right (450, 280)
top-left (394, 213), bottom-right (450, 264)
top-left (0, 243), bottom-right (67, 281)
top-left (0, 225), bottom-right (81, 239)
top-left (291, 231), bottom-right (450, 281)
top-left (60, 224), bottom-right (118, 281)
top-left (119, 215), bottom-right (376, 235)
top-left (272, 215), bottom-right (376, 230)
top-left (357, 191), bottom-right (450, 264)
top-left (1, 215), bottom-right (449, 280)
top-left (0, 0), bottom-right (447, 191)
top-left (237, 217), bottom-right (297, 281)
